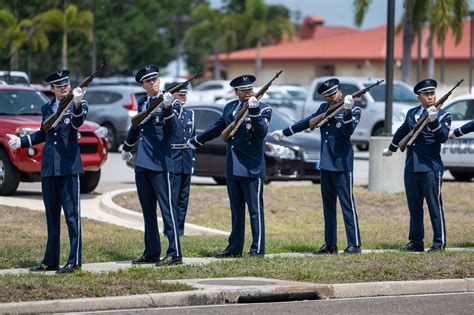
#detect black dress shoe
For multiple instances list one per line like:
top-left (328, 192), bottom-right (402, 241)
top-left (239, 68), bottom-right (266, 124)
top-left (248, 252), bottom-right (265, 257)
top-left (131, 255), bottom-right (160, 264)
top-left (214, 251), bottom-right (242, 258)
top-left (29, 263), bottom-right (59, 272)
top-left (313, 244), bottom-right (338, 255)
top-left (426, 247), bottom-right (444, 253)
top-left (155, 256), bottom-right (183, 267)
top-left (56, 264), bottom-right (81, 274)
top-left (400, 242), bottom-right (424, 252)
top-left (342, 246), bottom-right (361, 254)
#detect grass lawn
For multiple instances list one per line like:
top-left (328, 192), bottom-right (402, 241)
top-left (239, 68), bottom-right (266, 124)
top-left (0, 182), bottom-right (473, 303)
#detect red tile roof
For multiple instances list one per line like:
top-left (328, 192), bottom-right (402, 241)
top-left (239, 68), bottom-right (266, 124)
top-left (218, 20), bottom-right (471, 64)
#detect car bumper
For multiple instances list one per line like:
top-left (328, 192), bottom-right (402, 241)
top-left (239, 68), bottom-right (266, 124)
top-left (265, 156), bottom-right (320, 181)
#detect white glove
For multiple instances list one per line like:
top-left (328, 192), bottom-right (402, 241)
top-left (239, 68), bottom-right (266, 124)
top-left (344, 95), bottom-right (354, 110)
top-left (382, 148), bottom-right (393, 157)
top-left (73, 87), bottom-right (84, 104)
top-left (186, 138), bottom-right (196, 150)
top-left (7, 134), bottom-right (21, 150)
top-left (272, 130), bottom-right (285, 141)
top-left (121, 150), bottom-right (133, 162)
top-left (448, 130), bottom-right (456, 140)
top-left (163, 92), bottom-right (173, 108)
top-left (427, 106), bottom-right (438, 122)
top-left (248, 96), bottom-right (259, 108)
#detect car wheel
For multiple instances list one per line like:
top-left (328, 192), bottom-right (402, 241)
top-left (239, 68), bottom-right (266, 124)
top-left (213, 177), bottom-right (227, 185)
top-left (450, 170), bottom-right (474, 182)
top-left (0, 149), bottom-right (21, 196)
top-left (312, 179), bottom-right (320, 184)
top-left (104, 123), bottom-right (118, 152)
top-left (80, 170), bottom-right (101, 193)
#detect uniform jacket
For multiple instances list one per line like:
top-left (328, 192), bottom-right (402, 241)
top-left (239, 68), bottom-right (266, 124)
top-left (283, 103), bottom-right (361, 172)
top-left (389, 105), bottom-right (451, 172)
top-left (195, 99), bottom-right (272, 178)
top-left (20, 99), bottom-right (88, 177)
top-left (453, 119), bottom-right (474, 137)
top-left (122, 95), bottom-right (177, 173)
top-left (170, 101), bottom-right (195, 174)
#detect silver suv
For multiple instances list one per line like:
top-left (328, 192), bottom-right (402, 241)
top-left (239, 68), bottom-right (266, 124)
top-left (303, 76), bottom-right (418, 150)
top-left (84, 85), bottom-right (146, 151)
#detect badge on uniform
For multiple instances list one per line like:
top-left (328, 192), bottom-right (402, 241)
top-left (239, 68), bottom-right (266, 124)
top-left (154, 116), bottom-right (160, 124)
top-left (246, 123), bottom-right (252, 130)
top-left (64, 117), bottom-right (71, 124)
top-left (336, 122), bottom-right (341, 128)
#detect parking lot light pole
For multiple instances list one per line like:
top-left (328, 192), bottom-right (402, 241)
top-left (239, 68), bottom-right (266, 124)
top-left (384, 0), bottom-right (395, 136)
top-left (470, 11), bottom-right (474, 94)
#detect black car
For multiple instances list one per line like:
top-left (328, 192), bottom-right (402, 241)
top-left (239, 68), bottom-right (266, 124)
top-left (190, 104), bottom-right (321, 184)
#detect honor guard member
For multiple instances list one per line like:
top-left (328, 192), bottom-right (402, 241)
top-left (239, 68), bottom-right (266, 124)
top-left (7, 70), bottom-right (88, 273)
top-left (272, 78), bottom-right (362, 254)
top-left (167, 82), bottom-right (195, 236)
top-left (383, 79), bottom-right (451, 253)
top-left (449, 120), bottom-right (474, 139)
top-left (188, 74), bottom-right (272, 257)
top-left (121, 64), bottom-right (182, 266)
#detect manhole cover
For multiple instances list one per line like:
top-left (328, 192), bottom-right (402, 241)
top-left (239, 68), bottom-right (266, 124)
top-left (198, 279), bottom-right (276, 286)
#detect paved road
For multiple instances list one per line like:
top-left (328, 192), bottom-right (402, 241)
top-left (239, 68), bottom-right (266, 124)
top-left (81, 292), bottom-right (474, 315)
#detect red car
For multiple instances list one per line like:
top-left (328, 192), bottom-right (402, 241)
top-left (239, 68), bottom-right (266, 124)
top-left (0, 84), bottom-right (108, 195)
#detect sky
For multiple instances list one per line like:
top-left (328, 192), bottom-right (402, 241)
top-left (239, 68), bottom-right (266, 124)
top-left (210, 0), bottom-right (474, 30)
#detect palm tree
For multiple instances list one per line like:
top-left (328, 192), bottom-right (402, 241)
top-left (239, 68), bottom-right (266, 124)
top-left (183, 4), bottom-right (237, 79)
top-left (37, 4), bottom-right (93, 69)
top-left (0, 9), bottom-right (24, 69)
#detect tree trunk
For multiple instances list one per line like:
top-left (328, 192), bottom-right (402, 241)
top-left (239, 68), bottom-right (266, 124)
top-left (427, 28), bottom-right (435, 78)
top-left (401, 0), bottom-right (413, 84)
top-left (213, 47), bottom-right (221, 80)
top-left (255, 40), bottom-right (262, 79)
top-left (62, 30), bottom-right (68, 69)
top-left (440, 43), bottom-right (445, 83)
top-left (417, 21), bottom-right (423, 82)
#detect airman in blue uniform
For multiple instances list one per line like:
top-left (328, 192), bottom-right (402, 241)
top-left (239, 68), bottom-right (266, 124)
top-left (7, 70), bottom-right (88, 273)
top-left (121, 65), bottom-right (182, 266)
top-left (167, 83), bottom-right (195, 236)
top-left (188, 74), bottom-right (272, 257)
top-left (272, 78), bottom-right (362, 254)
top-left (383, 79), bottom-right (452, 253)
top-left (449, 120), bottom-right (474, 139)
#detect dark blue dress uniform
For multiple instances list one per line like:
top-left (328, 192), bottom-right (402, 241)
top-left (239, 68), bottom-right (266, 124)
top-left (281, 78), bottom-right (362, 249)
top-left (387, 79), bottom-right (451, 250)
top-left (452, 120), bottom-right (474, 137)
top-left (19, 69), bottom-right (88, 268)
top-left (169, 99), bottom-right (195, 236)
top-left (122, 65), bottom-right (182, 260)
top-left (189, 75), bottom-right (272, 256)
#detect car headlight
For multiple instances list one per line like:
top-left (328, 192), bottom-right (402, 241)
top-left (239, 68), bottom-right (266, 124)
top-left (265, 142), bottom-right (296, 159)
top-left (95, 126), bottom-right (109, 138)
top-left (16, 127), bottom-right (39, 137)
top-left (128, 110), bottom-right (138, 117)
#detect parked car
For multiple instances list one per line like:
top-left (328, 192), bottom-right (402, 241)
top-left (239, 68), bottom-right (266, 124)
top-left (30, 84), bottom-right (55, 100)
top-left (189, 104), bottom-right (321, 184)
top-left (273, 84), bottom-right (308, 108)
top-left (0, 85), bottom-right (108, 195)
top-left (440, 94), bottom-right (474, 181)
top-left (0, 71), bottom-right (30, 86)
top-left (193, 80), bottom-right (232, 103)
top-left (304, 76), bottom-right (418, 150)
top-left (83, 85), bottom-right (146, 151)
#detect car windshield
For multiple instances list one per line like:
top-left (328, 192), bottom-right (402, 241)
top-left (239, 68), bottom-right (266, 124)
top-left (268, 110), bottom-right (294, 133)
top-left (0, 89), bottom-right (48, 115)
top-left (286, 89), bottom-right (307, 99)
top-left (364, 83), bottom-right (418, 103)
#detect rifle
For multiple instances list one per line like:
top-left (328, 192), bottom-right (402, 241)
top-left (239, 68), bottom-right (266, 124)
top-left (131, 72), bottom-right (201, 128)
top-left (308, 79), bottom-right (384, 130)
top-left (221, 70), bottom-right (283, 142)
top-left (42, 62), bottom-right (107, 132)
top-left (398, 79), bottom-right (463, 152)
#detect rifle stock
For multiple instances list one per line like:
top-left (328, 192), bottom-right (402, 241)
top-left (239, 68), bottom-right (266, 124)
top-left (221, 70), bottom-right (283, 142)
top-left (308, 79), bottom-right (384, 130)
top-left (42, 62), bottom-right (107, 132)
top-left (131, 72), bottom-right (201, 128)
top-left (398, 79), bottom-right (463, 152)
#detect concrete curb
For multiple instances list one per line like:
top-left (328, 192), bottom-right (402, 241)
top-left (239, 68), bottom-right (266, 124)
top-left (1, 278), bottom-right (472, 313)
top-left (100, 188), bottom-right (229, 236)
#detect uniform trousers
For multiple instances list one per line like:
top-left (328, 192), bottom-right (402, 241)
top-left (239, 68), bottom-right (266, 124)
top-left (171, 173), bottom-right (192, 236)
top-left (135, 170), bottom-right (181, 258)
top-left (404, 171), bottom-right (446, 249)
top-left (41, 174), bottom-right (81, 266)
top-left (225, 176), bottom-right (265, 255)
top-left (320, 170), bottom-right (361, 247)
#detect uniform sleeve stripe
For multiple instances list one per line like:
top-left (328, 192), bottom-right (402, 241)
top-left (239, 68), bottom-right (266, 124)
top-left (289, 126), bottom-right (295, 135)
top-left (458, 128), bottom-right (464, 136)
top-left (343, 119), bottom-right (352, 124)
top-left (430, 124), bottom-right (442, 132)
top-left (73, 111), bottom-right (84, 117)
top-left (125, 140), bottom-right (136, 147)
top-left (27, 135), bottom-right (32, 147)
top-left (391, 142), bottom-right (399, 148)
top-left (249, 113), bottom-right (260, 117)
top-left (71, 122), bottom-right (80, 129)
top-left (164, 113), bottom-right (174, 120)
top-left (195, 136), bottom-right (203, 146)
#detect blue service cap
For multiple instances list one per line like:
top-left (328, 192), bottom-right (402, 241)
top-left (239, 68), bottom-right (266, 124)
top-left (317, 78), bottom-right (339, 96)
top-left (135, 64), bottom-right (159, 83)
top-left (230, 74), bottom-right (256, 90)
top-left (45, 69), bottom-right (70, 87)
top-left (413, 79), bottom-right (437, 94)
top-left (168, 82), bottom-right (188, 95)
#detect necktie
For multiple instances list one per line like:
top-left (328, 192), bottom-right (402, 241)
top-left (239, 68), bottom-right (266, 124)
top-left (52, 100), bottom-right (59, 112)
top-left (417, 109), bottom-right (425, 121)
